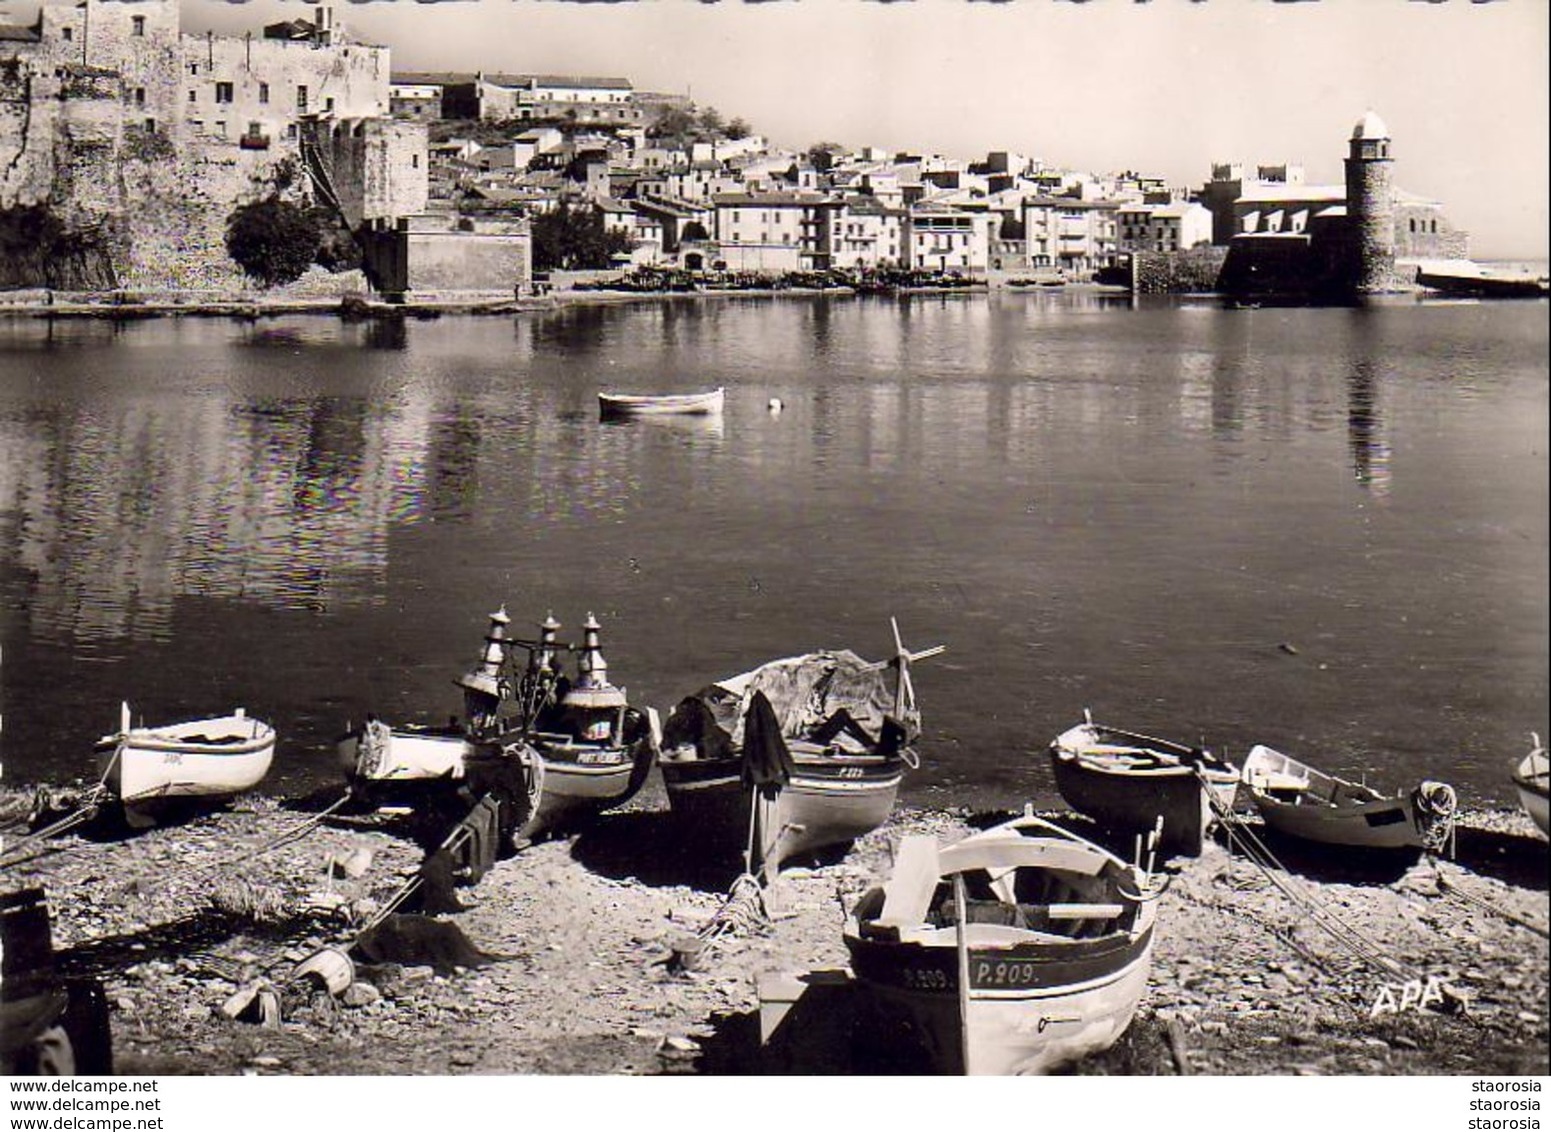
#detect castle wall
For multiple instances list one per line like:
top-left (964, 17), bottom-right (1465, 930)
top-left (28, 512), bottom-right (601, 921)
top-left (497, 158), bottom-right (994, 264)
top-left (2, 0), bottom-right (417, 290)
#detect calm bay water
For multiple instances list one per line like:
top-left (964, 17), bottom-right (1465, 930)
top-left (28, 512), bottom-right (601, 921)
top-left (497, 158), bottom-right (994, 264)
top-left (0, 292), bottom-right (1545, 810)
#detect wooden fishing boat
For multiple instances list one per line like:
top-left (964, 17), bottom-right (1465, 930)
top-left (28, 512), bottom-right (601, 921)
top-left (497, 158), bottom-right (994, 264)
top-left (96, 704), bottom-right (274, 820)
top-left (338, 609), bottom-right (651, 841)
top-left (598, 387), bottom-right (725, 418)
top-left (844, 809), bottom-right (1160, 1075)
top-left (659, 622), bottom-right (942, 878)
top-left (337, 720), bottom-right (471, 797)
top-left (496, 612), bottom-right (658, 839)
top-left (1512, 736), bottom-right (1549, 838)
top-left (1240, 745), bottom-right (1457, 853)
top-left (1048, 712), bottom-right (1239, 858)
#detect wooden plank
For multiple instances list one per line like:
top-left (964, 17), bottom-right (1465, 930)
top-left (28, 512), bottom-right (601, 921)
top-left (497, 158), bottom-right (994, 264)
top-left (874, 834), bottom-right (942, 928)
top-left (1042, 903), bottom-right (1125, 920)
top-left (939, 835), bottom-right (1106, 878)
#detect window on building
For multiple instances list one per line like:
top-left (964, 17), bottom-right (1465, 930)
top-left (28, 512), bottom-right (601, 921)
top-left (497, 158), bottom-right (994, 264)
top-left (247, 122), bottom-right (263, 139)
top-left (324, 97), bottom-right (335, 113)
top-left (258, 82), bottom-right (269, 104)
top-left (287, 124), bottom-right (297, 139)
top-left (132, 15), bottom-right (145, 36)
top-left (144, 118), bottom-right (155, 133)
top-left (133, 88), bottom-right (145, 106)
top-left (215, 82), bottom-right (234, 104)
top-left (188, 90), bottom-right (196, 103)
top-left (215, 121), bottom-right (226, 138)
top-left (61, 26), bottom-right (72, 42)
top-left (297, 86), bottom-right (308, 112)
top-left (1430, 219), bottom-right (1437, 234)
top-left (412, 154), bottom-right (420, 169)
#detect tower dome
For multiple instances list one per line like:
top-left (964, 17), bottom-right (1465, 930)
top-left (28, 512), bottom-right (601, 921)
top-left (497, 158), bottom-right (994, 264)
top-left (1351, 110), bottom-right (1390, 141)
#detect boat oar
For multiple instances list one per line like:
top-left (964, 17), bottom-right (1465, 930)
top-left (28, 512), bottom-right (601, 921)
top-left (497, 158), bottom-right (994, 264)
top-left (952, 871), bottom-right (973, 1077)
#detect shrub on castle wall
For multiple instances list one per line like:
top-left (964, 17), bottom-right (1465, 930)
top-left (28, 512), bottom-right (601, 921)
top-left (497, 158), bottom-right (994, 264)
top-left (225, 196), bottom-right (323, 287)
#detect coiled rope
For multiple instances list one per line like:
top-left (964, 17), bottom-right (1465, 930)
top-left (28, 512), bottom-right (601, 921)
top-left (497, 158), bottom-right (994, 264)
top-left (696, 872), bottom-right (773, 949)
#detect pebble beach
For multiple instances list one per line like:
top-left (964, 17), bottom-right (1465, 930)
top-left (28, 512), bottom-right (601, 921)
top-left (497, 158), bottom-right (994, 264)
top-left (2, 780), bottom-right (1545, 1078)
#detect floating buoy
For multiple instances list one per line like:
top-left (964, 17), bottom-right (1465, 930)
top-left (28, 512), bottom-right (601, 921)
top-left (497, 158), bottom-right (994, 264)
top-left (767, 397), bottom-right (783, 414)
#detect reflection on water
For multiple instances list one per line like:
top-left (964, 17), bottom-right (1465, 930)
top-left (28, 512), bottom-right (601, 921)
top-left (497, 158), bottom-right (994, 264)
top-left (1347, 360), bottom-right (1393, 496)
top-left (0, 296), bottom-right (1544, 803)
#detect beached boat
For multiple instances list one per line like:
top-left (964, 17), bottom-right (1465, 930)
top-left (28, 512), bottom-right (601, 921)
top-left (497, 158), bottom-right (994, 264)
top-left (1240, 745), bottom-right (1457, 854)
top-left (844, 809), bottom-right (1160, 1075)
top-left (598, 387), bottom-right (725, 418)
top-left (496, 612), bottom-right (658, 839)
top-left (339, 609), bottom-right (651, 841)
top-left (659, 622), bottom-right (942, 878)
top-left (337, 720), bottom-right (471, 796)
top-left (1048, 713), bottom-right (1239, 858)
top-left (96, 704), bottom-right (275, 820)
top-left (1512, 736), bottom-right (1549, 838)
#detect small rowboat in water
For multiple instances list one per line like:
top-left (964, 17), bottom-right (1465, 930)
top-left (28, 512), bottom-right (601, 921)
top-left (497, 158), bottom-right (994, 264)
top-left (844, 810), bottom-right (1160, 1075)
top-left (1240, 745), bottom-right (1457, 854)
top-left (1512, 736), bottom-right (1549, 838)
top-left (1048, 712), bottom-right (1239, 858)
top-left (598, 387), bottom-right (725, 418)
top-left (659, 622), bottom-right (941, 879)
top-left (97, 704), bottom-right (275, 822)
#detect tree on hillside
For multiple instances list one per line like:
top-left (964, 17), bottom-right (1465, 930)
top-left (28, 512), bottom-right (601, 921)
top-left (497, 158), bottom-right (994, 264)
top-left (531, 202), bottom-right (633, 271)
top-left (647, 105), bottom-right (698, 143)
top-left (724, 117), bottom-right (752, 141)
top-left (805, 142), bottom-right (847, 172)
top-left (697, 106), bottom-right (725, 136)
top-left (226, 197), bottom-right (321, 287)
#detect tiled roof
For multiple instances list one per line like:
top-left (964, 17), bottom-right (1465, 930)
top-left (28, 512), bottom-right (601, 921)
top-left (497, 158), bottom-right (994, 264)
top-left (391, 72), bottom-right (475, 87)
top-left (485, 73), bottom-right (633, 91)
top-left (712, 192), bottom-right (833, 207)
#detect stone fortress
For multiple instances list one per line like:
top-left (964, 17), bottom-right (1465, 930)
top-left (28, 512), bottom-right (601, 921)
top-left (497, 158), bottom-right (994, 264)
top-left (1209, 110), bottom-right (1470, 298)
top-left (0, 0), bottom-right (426, 290)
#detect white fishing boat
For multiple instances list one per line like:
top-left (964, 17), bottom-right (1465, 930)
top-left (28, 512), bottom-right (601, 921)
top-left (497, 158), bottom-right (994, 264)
top-left (1240, 744), bottom-right (1456, 854)
top-left (844, 809), bottom-right (1160, 1075)
top-left (337, 720), bottom-right (471, 790)
top-left (598, 387), bottom-right (725, 418)
top-left (96, 704), bottom-right (275, 818)
top-left (1512, 736), bottom-right (1549, 838)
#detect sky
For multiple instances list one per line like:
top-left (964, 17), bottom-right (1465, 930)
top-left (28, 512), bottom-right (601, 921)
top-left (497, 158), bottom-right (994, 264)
top-left (6, 0), bottom-right (1545, 258)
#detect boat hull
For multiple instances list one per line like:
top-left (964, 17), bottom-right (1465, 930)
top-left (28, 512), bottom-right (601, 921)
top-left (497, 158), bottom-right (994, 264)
top-left (98, 713), bottom-right (275, 809)
top-left (1517, 785), bottom-right (1549, 838)
top-left (338, 726), bottom-right (470, 788)
top-left (523, 737), bottom-right (656, 838)
top-left (598, 388), bottom-right (725, 418)
top-left (1049, 741), bottom-right (1238, 857)
top-left (846, 930), bottom-right (1154, 1075)
top-left (1254, 793), bottom-right (1422, 850)
top-left (661, 754), bottom-right (903, 870)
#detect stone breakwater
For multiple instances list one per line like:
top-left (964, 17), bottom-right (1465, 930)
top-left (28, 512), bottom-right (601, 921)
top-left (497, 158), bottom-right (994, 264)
top-left (1, 784), bottom-right (1545, 1076)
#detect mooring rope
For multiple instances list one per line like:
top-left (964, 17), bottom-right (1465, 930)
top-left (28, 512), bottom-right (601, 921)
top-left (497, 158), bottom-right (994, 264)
top-left (0, 785), bottom-right (112, 871)
top-left (1201, 772), bottom-right (1418, 981)
top-left (1434, 862), bottom-right (1550, 940)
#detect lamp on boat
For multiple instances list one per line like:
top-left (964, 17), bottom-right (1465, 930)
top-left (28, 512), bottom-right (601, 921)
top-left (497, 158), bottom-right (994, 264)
top-left (564, 613), bottom-right (627, 741)
top-left (456, 607), bottom-right (511, 733)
